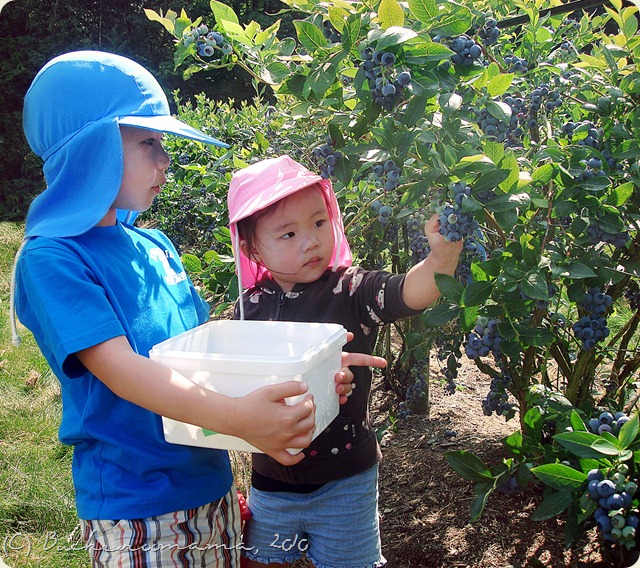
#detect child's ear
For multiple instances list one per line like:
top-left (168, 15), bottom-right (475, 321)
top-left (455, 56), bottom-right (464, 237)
top-left (240, 240), bottom-right (261, 263)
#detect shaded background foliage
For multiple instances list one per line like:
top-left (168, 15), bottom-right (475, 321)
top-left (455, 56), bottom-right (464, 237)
top-left (0, 0), bottom-right (296, 221)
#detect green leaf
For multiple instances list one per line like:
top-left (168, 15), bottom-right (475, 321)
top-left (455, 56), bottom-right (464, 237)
top-left (182, 253), bottom-right (203, 273)
top-left (531, 490), bottom-right (574, 521)
top-left (459, 305), bottom-right (478, 330)
top-left (144, 8), bottom-right (177, 34)
top-left (305, 61), bottom-right (337, 97)
top-left (486, 100), bottom-right (512, 123)
top-left (618, 414), bottom-right (640, 450)
top-left (408, 0), bottom-right (438, 23)
top-left (378, 0), bottom-right (405, 29)
top-left (532, 163), bottom-right (555, 185)
top-left (435, 273), bottom-right (464, 303)
top-left (486, 74), bottom-right (514, 97)
top-left (520, 272), bottom-right (548, 301)
top-left (294, 21), bottom-right (328, 52)
top-left (519, 326), bottom-right (556, 347)
top-left (530, 463), bottom-right (587, 490)
top-left (550, 261), bottom-right (597, 279)
top-left (472, 169), bottom-right (511, 194)
top-left (570, 411), bottom-right (588, 432)
top-left (422, 303), bottom-right (461, 327)
top-left (470, 481), bottom-right (494, 521)
top-left (375, 26), bottom-right (419, 50)
top-left (554, 431), bottom-right (620, 458)
top-left (445, 450), bottom-right (493, 482)
top-left (209, 0), bottom-right (240, 25)
top-left (460, 281), bottom-right (492, 307)
top-left (262, 62), bottom-right (291, 85)
top-left (401, 96), bottom-right (428, 127)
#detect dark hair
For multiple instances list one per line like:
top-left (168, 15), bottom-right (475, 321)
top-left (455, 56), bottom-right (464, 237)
top-left (237, 182), bottom-right (329, 260)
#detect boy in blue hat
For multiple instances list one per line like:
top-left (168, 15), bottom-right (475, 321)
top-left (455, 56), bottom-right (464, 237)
top-left (11, 51), bottom-right (384, 567)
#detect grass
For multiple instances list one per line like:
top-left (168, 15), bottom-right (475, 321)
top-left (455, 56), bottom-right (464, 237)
top-left (0, 222), bottom-right (87, 568)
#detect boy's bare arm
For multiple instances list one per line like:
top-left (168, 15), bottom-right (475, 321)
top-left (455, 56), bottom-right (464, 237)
top-left (402, 214), bottom-right (464, 310)
top-left (76, 335), bottom-right (315, 466)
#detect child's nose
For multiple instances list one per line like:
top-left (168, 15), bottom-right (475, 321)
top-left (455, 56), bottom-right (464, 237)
top-left (158, 146), bottom-right (171, 170)
top-left (303, 234), bottom-right (320, 251)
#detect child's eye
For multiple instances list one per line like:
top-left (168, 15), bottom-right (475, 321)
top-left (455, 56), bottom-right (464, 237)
top-left (315, 219), bottom-right (328, 228)
top-left (281, 232), bottom-right (295, 239)
top-left (144, 138), bottom-right (157, 146)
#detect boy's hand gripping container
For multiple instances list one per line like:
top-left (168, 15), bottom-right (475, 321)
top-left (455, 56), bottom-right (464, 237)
top-left (149, 320), bottom-right (348, 453)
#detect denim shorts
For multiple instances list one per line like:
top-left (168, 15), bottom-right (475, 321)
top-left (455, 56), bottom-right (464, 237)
top-left (241, 465), bottom-right (386, 568)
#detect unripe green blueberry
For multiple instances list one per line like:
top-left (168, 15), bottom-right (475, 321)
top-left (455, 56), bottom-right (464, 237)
top-left (622, 525), bottom-right (636, 539)
top-left (612, 514), bottom-right (626, 529)
top-left (625, 481), bottom-right (638, 495)
top-left (612, 472), bottom-right (626, 485)
top-left (617, 463), bottom-right (629, 475)
top-left (611, 527), bottom-right (623, 540)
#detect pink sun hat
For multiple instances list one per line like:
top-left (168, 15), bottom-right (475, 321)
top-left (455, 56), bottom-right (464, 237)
top-left (228, 155), bottom-right (352, 291)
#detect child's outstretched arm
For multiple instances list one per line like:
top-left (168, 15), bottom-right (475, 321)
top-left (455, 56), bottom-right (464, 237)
top-left (402, 214), bottom-right (464, 310)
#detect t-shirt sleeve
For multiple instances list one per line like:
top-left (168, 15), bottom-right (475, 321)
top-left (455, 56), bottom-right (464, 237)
top-left (335, 267), bottom-right (423, 327)
top-left (16, 242), bottom-right (126, 378)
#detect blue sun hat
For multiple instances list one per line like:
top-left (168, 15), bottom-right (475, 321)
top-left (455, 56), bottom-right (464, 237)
top-left (22, 50), bottom-right (228, 238)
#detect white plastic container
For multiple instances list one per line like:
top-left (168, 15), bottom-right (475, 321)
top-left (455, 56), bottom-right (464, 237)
top-left (149, 320), bottom-right (347, 453)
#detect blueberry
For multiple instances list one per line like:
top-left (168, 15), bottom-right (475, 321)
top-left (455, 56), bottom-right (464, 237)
top-left (626, 515), bottom-right (640, 528)
top-left (600, 411), bottom-right (615, 425)
top-left (607, 493), bottom-right (625, 509)
top-left (598, 423), bottom-right (613, 434)
top-left (588, 479), bottom-right (601, 499)
top-left (380, 52), bottom-right (396, 66)
top-left (597, 515), bottom-right (612, 532)
top-left (396, 71), bottom-right (411, 86)
top-left (598, 479), bottom-right (616, 498)
top-left (588, 469), bottom-right (604, 482)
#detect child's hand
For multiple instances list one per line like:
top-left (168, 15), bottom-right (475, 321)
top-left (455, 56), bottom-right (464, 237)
top-left (335, 346), bottom-right (388, 404)
top-left (424, 214), bottom-right (464, 259)
top-left (231, 381), bottom-right (316, 466)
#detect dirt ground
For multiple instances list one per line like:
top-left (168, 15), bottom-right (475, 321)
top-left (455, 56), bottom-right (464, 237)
top-left (370, 356), bottom-right (621, 568)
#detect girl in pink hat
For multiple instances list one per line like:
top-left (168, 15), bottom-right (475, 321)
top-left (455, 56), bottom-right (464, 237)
top-left (228, 155), bottom-right (463, 568)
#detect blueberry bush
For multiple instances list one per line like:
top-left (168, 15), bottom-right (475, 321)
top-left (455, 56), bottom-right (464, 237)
top-left (148, 0), bottom-right (640, 561)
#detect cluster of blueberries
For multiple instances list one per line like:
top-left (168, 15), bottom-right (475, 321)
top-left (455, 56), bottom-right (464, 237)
top-left (437, 182), bottom-right (479, 242)
top-left (455, 236), bottom-right (484, 284)
top-left (475, 83), bottom-right (563, 147)
top-left (373, 159), bottom-right (402, 192)
top-left (572, 287), bottom-right (612, 351)
top-left (562, 120), bottom-right (602, 148)
top-left (183, 25), bottom-right (231, 59)
top-left (433, 34), bottom-right (484, 66)
top-left (587, 221), bottom-right (631, 249)
top-left (482, 368), bottom-right (516, 418)
top-left (397, 359), bottom-right (429, 420)
top-left (311, 137), bottom-right (342, 180)
top-left (504, 54), bottom-right (530, 74)
top-left (360, 48), bottom-right (411, 111)
top-left (578, 156), bottom-right (608, 182)
top-left (624, 284), bottom-right (640, 310)
top-left (464, 317), bottom-right (503, 360)
top-left (477, 16), bottom-right (500, 46)
top-left (406, 214), bottom-right (430, 264)
top-left (321, 20), bottom-right (341, 44)
top-left (370, 199), bottom-right (393, 226)
top-left (587, 461), bottom-right (639, 549)
top-left (588, 410), bottom-right (631, 435)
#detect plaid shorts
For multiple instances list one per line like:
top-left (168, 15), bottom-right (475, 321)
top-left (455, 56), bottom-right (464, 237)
top-left (80, 488), bottom-right (242, 567)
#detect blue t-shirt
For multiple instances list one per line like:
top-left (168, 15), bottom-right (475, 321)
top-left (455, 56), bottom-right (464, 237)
top-left (15, 223), bottom-right (233, 520)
